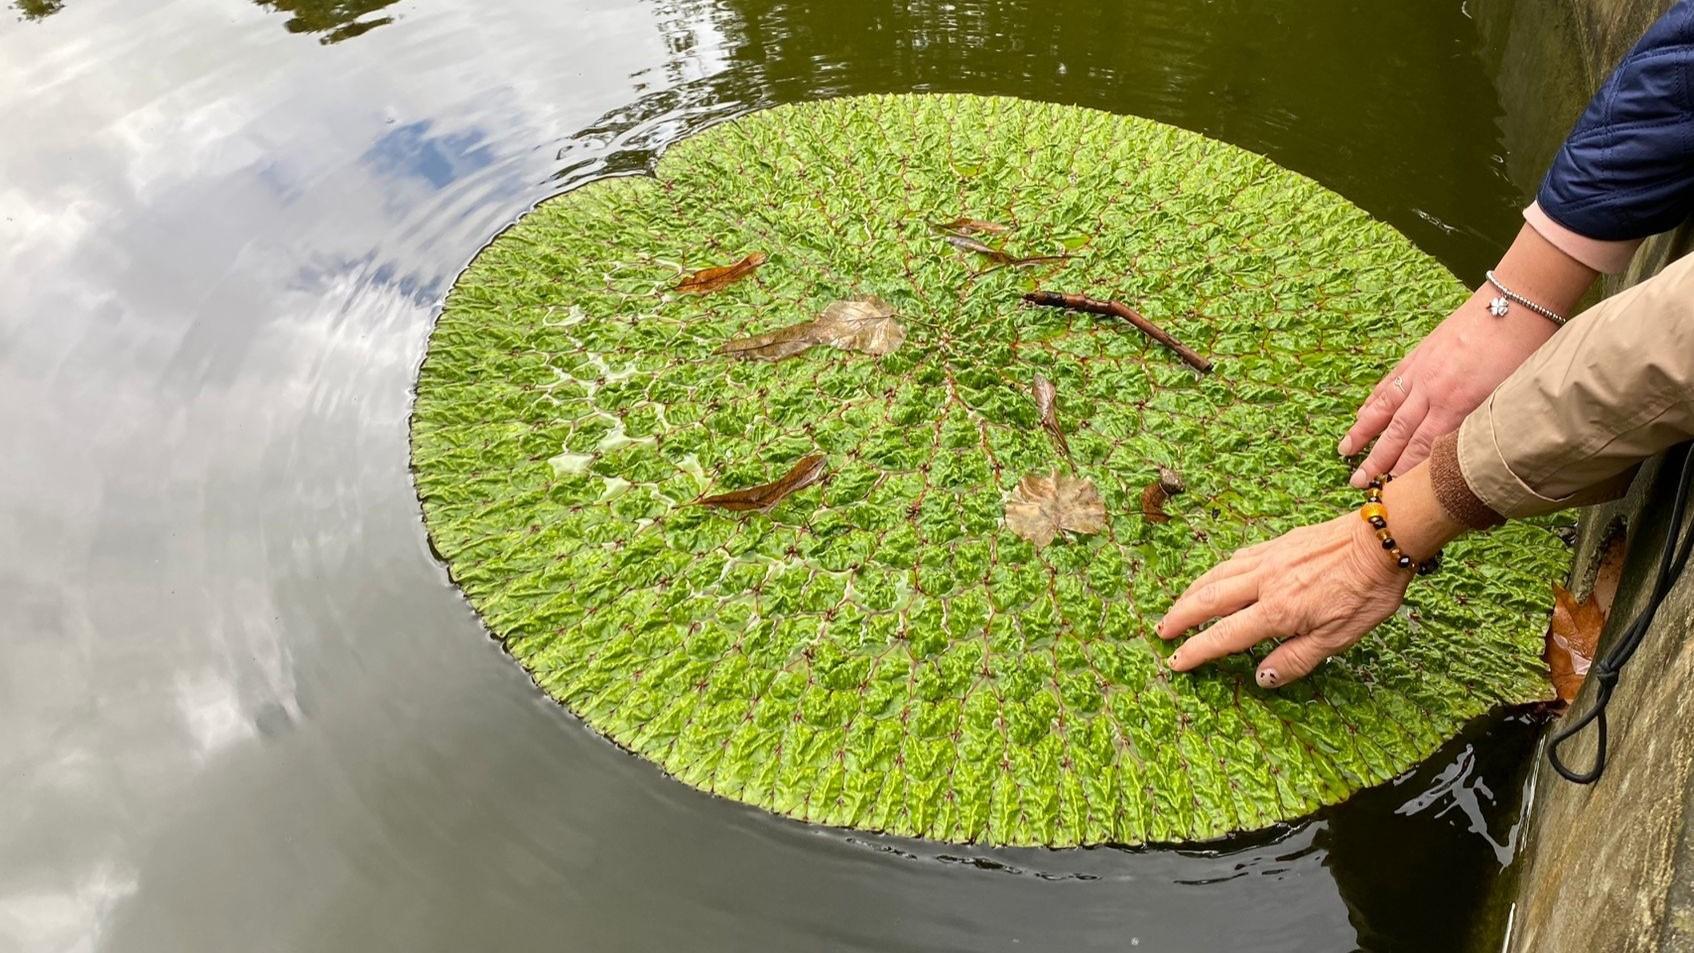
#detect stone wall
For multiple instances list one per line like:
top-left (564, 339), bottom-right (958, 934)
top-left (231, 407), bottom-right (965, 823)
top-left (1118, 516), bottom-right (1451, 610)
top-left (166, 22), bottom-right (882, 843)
top-left (1472, 2), bottom-right (1694, 949)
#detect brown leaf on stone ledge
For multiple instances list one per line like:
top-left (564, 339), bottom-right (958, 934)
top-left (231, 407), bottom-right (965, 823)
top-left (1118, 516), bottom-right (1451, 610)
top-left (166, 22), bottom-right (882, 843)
top-left (1546, 583), bottom-right (1604, 704)
top-left (1544, 530), bottom-right (1628, 703)
top-left (676, 251), bottom-right (767, 294)
top-left (698, 453), bottom-right (828, 513)
top-left (1005, 472), bottom-right (1106, 549)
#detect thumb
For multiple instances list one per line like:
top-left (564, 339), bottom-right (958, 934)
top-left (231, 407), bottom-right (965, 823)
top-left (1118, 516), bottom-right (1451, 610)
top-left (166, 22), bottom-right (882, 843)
top-left (1255, 636), bottom-right (1332, 688)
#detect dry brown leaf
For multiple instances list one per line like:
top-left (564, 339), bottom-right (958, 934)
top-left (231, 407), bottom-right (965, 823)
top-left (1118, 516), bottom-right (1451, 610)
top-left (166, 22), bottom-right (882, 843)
top-left (941, 233), bottom-right (1074, 271)
top-left (1141, 483), bottom-right (1172, 524)
top-left (1156, 466), bottom-right (1185, 496)
top-left (1031, 374), bottom-right (1072, 461)
top-left (943, 233), bottom-right (1014, 264)
top-left (697, 453), bottom-right (828, 513)
top-left (1592, 530), bottom-right (1628, 615)
top-left (1139, 467), bottom-right (1185, 524)
top-left (720, 296), bottom-right (905, 361)
top-left (1005, 471), bottom-right (1106, 549)
top-left (934, 217), bottom-right (1011, 236)
top-left (1546, 583), bottom-right (1606, 704)
top-left (676, 251), bottom-right (767, 294)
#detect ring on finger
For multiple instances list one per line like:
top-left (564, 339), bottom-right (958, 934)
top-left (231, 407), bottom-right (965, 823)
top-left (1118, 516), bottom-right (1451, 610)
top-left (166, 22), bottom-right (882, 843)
top-left (1392, 376), bottom-right (1407, 394)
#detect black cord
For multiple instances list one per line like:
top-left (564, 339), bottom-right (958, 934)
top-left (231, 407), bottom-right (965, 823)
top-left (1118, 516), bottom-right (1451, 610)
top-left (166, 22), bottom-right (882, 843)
top-left (1549, 442), bottom-right (1694, 784)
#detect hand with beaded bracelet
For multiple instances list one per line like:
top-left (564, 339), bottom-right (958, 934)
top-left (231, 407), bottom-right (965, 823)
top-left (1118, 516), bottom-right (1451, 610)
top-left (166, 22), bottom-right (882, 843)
top-left (1156, 462), bottom-right (1470, 688)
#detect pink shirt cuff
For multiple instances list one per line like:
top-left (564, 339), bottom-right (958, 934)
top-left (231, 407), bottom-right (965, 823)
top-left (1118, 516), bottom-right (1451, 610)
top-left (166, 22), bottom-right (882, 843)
top-left (1523, 201), bottom-right (1641, 275)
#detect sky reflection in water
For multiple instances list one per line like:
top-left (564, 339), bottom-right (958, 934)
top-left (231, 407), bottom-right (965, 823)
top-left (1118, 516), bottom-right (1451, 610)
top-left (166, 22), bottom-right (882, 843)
top-left (0, 0), bottom-right (1539, 950)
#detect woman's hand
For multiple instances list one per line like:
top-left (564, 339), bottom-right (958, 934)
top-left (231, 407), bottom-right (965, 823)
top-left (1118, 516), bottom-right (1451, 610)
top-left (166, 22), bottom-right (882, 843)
top-left (1158, 463), bottom-right (1469, 685)
top-left (1337, 292), bottom-right (1554, 487)
top-left (1156, 514), bottom-right (1410, 686)
top-left (1338, 223), bottom-right (1596, 488)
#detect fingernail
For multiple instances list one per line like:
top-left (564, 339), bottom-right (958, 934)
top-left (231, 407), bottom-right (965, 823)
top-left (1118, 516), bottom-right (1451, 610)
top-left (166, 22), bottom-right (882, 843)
top-left (1256, 667), bottom-right (1278, 688)
top-left (1348, 468), bottom-right (1366, 488)
top-left (1168, 649), bottom-right (1184, 670)
top-left (1337, 437), bottom-right (1352, 457)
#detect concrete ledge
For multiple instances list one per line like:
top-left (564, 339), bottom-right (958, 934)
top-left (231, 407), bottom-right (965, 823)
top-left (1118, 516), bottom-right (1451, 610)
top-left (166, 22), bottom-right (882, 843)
top-left (1470, 2), bottom-right (1694, 948)
top-left (1505, 458), bottom-right (1694, 952)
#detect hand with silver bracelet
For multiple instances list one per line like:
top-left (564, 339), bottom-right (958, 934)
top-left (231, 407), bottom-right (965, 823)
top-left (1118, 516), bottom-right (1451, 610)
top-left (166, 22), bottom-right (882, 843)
top-left (1336, 223), bottom-right (1595, 487)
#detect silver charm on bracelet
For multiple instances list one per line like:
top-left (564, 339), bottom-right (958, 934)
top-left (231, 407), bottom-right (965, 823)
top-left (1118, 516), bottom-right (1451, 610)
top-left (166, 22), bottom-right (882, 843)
top-left (1484, 270), bottom-right (1568, 326)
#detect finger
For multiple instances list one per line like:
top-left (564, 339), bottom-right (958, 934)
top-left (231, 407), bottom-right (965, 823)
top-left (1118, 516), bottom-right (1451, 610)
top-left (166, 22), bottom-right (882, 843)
top-left (1233, 538), bottom-right (1276, 560)
top-left (1176, 549), bottom-right (1262, 602)
top-left (1168, 603), bottom-right (1281, 672)
top-left (1395, 413), bottom-right (1456, 473)
top-left (1338, 367), bottom-right (1407, 456)
top-left (1159, 572), bottom-right (1261, 639)
top-left (1255, 634), bottom-right (1337, 687)
top-left (1350, 390), bottom-right (1430, 488)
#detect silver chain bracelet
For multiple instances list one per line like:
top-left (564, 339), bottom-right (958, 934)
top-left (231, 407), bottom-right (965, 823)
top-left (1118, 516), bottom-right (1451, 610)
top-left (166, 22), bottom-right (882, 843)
top-left (1484, 270), bottom-right (1568, 326)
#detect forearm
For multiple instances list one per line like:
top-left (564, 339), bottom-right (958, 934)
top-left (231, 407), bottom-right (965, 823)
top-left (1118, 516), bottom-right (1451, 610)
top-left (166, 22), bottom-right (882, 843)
top-left (1488, 222), bottom-right (1598, 320)
top-left (1453, 251), bottom-right (1694, 520)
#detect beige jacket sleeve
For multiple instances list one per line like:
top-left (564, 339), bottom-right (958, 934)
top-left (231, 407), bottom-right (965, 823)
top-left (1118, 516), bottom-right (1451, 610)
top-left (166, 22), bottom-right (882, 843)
top-left (1436, 249), bottom-right (1694, 522)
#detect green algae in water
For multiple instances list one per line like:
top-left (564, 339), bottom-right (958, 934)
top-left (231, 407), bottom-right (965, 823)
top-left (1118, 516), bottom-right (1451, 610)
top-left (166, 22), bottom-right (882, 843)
top-left (410, 94), bottom-right (1565, 847)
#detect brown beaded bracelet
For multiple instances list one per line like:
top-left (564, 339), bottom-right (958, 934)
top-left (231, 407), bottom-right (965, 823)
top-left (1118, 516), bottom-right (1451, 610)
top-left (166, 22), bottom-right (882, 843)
top-left (1359, 474), bottom-right (1443, 576)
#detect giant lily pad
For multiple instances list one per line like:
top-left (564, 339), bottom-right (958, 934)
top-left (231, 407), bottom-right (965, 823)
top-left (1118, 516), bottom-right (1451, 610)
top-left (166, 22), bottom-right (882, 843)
top-left (411, 94), bottom-right (1564, 846)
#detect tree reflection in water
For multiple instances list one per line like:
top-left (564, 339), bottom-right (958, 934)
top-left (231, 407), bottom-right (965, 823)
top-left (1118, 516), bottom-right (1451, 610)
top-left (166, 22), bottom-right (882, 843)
top-left (11, 0), bottom-right (400, 43)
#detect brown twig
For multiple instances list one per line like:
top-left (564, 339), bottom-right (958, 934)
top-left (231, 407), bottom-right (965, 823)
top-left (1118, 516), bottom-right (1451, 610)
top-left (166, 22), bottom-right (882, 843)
top-left (1022, 290), bottom-right (1213, 374)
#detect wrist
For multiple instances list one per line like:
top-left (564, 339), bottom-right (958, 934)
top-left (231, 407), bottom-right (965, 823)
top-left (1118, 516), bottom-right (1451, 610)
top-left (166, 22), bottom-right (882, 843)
top-left (1376, 466), bottom-right (1466, 564)
top-left (1486, 223), bottom-right (1598, 323)
top-left (1346, 511), bottom-right (1417, 589)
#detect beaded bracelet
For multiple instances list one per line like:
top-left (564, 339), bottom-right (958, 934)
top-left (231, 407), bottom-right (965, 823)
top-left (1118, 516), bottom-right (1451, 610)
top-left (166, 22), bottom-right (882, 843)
top-left (1358, 474), bottom-right (1443, 575)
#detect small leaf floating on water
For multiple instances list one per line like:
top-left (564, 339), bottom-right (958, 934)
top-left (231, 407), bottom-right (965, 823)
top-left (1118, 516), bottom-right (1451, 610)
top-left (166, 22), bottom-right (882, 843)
top-left (1005, 471), bottom-right (1106, 549)
top-left (676, 251), bottom-right (768, 295)
top-left (1031, 373), bottom-right (1072, 463)
top-left (1140, 466), bottom-right (1185, 524)
top-left (697, 453), bottom-right (829, 514)
top-left (720, 295), bottom-right (906, 361)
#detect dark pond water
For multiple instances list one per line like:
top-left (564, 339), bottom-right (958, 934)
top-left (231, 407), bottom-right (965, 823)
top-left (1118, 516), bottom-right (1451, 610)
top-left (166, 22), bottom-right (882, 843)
top-left (0, 0), bottom-right (1553, 950)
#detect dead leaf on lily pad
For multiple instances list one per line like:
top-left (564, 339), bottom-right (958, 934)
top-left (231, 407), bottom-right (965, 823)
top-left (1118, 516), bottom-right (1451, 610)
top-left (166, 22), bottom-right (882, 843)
top-left (1140, 467), bottom-right (1185, 524)
top-left (933, 217), bottom-right (1011, 236)
top-left (939, 233), bottom-right (1072, 269)
top-left (697, 453), bottom-right (828, 513)
top-left (720, 296), bottom-right (905, 361)
top-left (1005, 471), bottom-right (1106, 549)
top-left (676, 251), bottom-right (767, 294)
top-left (1031, 374), bottom-right (1072, 462)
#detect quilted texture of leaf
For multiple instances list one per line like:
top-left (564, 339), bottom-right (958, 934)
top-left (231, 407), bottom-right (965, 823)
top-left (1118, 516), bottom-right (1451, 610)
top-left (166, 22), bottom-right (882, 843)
top-left (410, 94), bottom-right (1567, 847)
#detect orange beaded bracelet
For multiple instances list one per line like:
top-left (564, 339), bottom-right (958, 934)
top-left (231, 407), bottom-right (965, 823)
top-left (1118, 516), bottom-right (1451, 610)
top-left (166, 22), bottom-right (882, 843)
top-left (1360, 474), bottom-right (1442, 575)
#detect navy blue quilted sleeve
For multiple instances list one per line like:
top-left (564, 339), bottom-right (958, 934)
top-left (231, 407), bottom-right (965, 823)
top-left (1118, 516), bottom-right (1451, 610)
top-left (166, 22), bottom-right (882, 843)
top-left (1540, 1), bottom-right (1694, 241)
